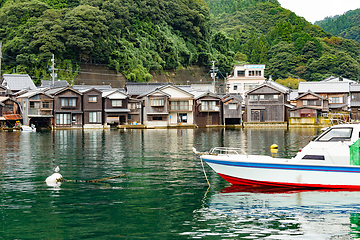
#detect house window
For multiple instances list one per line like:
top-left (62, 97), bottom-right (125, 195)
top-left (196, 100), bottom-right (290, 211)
top-left (329, 97), bottom-right (343, 103)
top-left (237, 70), bottom-right (245, 77)
top-left (260, 95), bottom-right (279, 100)
top-left (129, 103), bottom-right (137, 110)
top-left (229, 103), bottom-right (237, 109)
top-left (153, 116), bottom-right (163, 120)
top-left (56, 113), bottom-right (71, 125)
top-left (30, 101), bottom-right (40, 108)
top-left (303, 100), bottom-right (321, 106)
top-left (352, 95), bottom-right (356, 100)
top-left (42, 101), bottom-right (52, 109)
top-left (249, 95), bottom-right (258, 100)
top-left (89, 96), bottom-right (97, 102)
top-left (233, 85), bottom-right (238, 90)
top-left (61, 98), bottom-right (76, 107)
top-left (244, 83), bottom-right (259, 91)
top-left (150, 98), bottom-right (164, 106)
top-left (248, 70), bottom-right (262, 77)
top-left (201, 101), bottom-right (216, 111)
top-left (170, 101), bottom-right (189, 110)
top-left (89, 112), bottom-right (101, 123)
top-left (112, 100), bottom-right (122, 107)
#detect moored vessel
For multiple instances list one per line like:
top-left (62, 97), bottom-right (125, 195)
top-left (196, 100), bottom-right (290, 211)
top-left (195, 124), bottom-right (360, 189)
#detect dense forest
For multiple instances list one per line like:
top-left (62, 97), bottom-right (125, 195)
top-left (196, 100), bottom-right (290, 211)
top-left (315, 9), bottom-right (360, 44)
top-left (1, 0), bottom-right (360, 85)
top-left (207, 0), bottom-right (360, 81)
top-left (0, 0), bottom-right (221, 84)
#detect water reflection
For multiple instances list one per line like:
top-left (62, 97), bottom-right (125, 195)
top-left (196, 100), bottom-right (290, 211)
top-left (184, 185), bottom-right (360, 239)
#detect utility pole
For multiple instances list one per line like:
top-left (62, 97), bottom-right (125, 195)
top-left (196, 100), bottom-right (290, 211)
top-left (51, 54), bottom-right (55, 87)
top-left (210, 60), bottom-right (217, 83)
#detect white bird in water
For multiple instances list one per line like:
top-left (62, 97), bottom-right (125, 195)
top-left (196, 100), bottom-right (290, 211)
top-left (45, 166), bottom-right (63, 184)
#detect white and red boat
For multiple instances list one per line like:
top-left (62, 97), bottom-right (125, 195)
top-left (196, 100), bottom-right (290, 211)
top-left (194, 124), bottom-right (360, 189)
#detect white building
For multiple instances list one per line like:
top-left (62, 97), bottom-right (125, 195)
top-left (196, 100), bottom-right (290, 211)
top-left (226, 64), bottom-right (266, 96)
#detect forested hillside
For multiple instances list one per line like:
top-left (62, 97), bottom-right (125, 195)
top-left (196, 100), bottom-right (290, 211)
top-left (0, 0), bottom-right (233, 84)
top-left (1, 0), bottom-right (360, 84)
top-left (315, 9), bottom-right (360, 44)
top-left (207, 0), bottom-right (360, 81)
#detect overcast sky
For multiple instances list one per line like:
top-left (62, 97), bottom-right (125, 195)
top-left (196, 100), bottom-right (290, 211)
top-left (277, 0), bottom-right (360, 23)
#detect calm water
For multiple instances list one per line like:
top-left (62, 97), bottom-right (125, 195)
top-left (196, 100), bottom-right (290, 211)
top-left (1, 128), bottom-right (360, 239)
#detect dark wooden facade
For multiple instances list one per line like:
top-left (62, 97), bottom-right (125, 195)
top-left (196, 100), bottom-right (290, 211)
top-left (127, 98), bottom-right (142, 124)
top-left (290, 91), bottom-right (329, 118)
top-left (81, 88), bottom-right (103, 126)
top-left (245, 82), bottom-right (289, 122)
top-left (350, 85), bottom-right (360, 121)
top-left (222, 94), bottom-right (243, 125)
top-left (139, 90), bottom-right (170, 127)
top-left (103, 90), bottom-right (130, 126)
top-left (194, 93), bottom-right (222, 127)
top-left (53, 87), bottom-right (83, 128)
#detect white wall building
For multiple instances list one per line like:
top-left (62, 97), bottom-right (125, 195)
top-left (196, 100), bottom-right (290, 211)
top-left (226, 64), bottom-right (266, 96)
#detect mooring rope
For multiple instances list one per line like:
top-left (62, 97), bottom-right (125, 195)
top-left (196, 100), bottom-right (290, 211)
top-left (58, 174), bottom-right (127, 183)
top-left (200, 157), bottom-right (211, 188)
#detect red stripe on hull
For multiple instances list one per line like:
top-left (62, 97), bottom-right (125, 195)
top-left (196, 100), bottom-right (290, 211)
top-left (217, 173), bottom-right (360, 189)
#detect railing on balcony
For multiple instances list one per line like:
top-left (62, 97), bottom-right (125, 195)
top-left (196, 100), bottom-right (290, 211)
top-left (28, 108), bottom-right (53, 116)
top-left (199, 105), bottom-right (220, 112)
top-left (169, 105), bottom-right (193, 111)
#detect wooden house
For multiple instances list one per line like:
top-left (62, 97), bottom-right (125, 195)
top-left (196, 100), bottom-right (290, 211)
top-left (138, 89), bottom-right (171, 128)
top-left (16, 90), bottom-right (54, 128)
top-left (244, 81), bottom-right (290, 122)
top-left (289, 90), bottom-right (329, 124)
top-left (221, 94), bottom-right (243, 125)
top-left (79, 88), bottom-right (103, 128)
top-left (157, 84), bottom-right (195, 126)
top-left (102, 89), bottom-right (130, 127)
top-left (298, 82), bottom-right (349, 112)
top-left (350, 84), bottom-right (360, 121)
top-left (194, 92), bottom-right (222, 127)
top-left (127, 98), bottom-right (142, 125)
top-left (0, 97), bottom-right (22, 128)
top-left (46, 87), bottom-right (83, 128)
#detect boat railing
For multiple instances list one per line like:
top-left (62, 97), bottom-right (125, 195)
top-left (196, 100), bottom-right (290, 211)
top-left (209, 147), bottom-right (248, 156)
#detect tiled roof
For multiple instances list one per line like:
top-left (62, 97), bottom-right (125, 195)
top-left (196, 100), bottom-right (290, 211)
top-left (298, 82), bottom-right (349, 93)
top-left (73, 85), bottom-right (112, 91)
top-left (289, 90), bottom-right (299, 101)
top-left (350, 84), bottom-right (360, 92)
top-left (125, 83), bottom-right (169, 96)
top-left (44, 87), bottom-right (67, 95)
top-left (41, 80), bottom-right (69, 88)
top-left (16, 89), bottom-right (44, 98)
top-left (2, 74), bottom-right (37, 91)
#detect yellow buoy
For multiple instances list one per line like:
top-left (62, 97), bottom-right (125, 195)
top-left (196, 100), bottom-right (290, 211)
top-left (270, 144), bottom-right (278, 154)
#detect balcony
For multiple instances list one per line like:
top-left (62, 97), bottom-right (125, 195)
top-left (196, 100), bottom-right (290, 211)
top-left (199, 106), bottom-right (220, 112)
top-left (28, 108), bottom-right (53, 116)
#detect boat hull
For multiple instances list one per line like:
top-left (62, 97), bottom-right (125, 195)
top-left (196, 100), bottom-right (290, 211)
top-left (202, 156), bottom-right (360, 189)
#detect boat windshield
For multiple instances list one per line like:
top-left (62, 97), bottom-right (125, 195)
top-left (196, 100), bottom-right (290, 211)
top-left (315, 127), bottom-right (353, 142)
